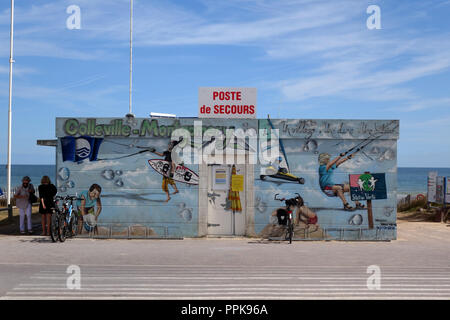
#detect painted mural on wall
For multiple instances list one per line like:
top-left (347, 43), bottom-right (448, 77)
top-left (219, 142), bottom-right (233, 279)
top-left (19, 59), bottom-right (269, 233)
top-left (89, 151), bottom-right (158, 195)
top-left (255, 118), bottom-right (399, 241)
top-left (55, 117), bottom-right (257, 238)
top-left (55, 117), bottom-right (399, 240)
top-left (56, 118), bottom-right (203, 237)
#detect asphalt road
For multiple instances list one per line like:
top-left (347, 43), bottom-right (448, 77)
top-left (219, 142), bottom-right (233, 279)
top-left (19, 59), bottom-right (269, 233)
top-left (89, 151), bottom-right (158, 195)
top-left (0, 221), bottom-right (449, 300)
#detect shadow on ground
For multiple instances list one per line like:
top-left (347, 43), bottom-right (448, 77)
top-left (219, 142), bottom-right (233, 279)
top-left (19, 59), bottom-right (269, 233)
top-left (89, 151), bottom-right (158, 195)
top-left (0, 210), bottom-right (42, 236)
top-left (18, 237), bottom-right (54, 243)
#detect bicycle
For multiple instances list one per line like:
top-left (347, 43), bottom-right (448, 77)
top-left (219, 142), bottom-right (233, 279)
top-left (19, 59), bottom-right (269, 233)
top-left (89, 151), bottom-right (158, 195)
top-left (274, 193), bottom-right (302, 244)
top-left (50, 195), bottom-right (80, 242)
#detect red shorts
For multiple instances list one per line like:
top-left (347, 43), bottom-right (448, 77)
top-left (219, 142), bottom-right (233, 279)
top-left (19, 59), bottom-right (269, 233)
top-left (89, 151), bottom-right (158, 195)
top-left (308, 216), bottom-right (318, 225)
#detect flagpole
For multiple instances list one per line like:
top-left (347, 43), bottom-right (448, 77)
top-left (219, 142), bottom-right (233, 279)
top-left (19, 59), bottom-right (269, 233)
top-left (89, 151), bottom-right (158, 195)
top-left (127, 0), bottom-right (134, 117)
top-left (7, 0), bottom-right (15, 211)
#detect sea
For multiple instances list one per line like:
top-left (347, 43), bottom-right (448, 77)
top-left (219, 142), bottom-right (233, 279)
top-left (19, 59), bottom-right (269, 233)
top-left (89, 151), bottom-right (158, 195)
top-left (1, 165), bottom-right (449, 198)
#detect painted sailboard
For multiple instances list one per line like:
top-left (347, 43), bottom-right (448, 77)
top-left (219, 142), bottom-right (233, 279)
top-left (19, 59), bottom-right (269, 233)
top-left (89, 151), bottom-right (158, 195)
top-left (148, 159), bottom-right (199, 185)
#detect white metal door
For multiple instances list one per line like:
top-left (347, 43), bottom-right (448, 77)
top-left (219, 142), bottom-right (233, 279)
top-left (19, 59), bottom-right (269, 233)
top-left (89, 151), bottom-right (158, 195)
top-left (207, 164), bottom-right (246, 235)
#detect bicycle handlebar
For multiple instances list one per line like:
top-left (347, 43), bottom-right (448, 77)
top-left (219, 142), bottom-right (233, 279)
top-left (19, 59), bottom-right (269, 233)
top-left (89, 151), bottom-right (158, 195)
top-left (54, 195), bottom-right (81, 201)
top-left (274, 193), bottom-right (302, 204)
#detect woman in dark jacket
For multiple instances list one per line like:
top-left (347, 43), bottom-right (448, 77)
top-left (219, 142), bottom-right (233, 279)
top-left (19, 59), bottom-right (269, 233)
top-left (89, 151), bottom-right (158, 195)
top-left (38, 176), bottom-right (57, 236)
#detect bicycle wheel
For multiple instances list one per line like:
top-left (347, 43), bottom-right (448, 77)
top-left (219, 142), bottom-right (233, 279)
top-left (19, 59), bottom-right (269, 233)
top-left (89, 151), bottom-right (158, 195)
top-left (69, 214), bottom-right (78, 237)
top-left (50, 212), bottom-right (59, 243)
top-left (58, 215), bottom-right (67, 242)
top-left (288, 220), bottom-right (294, 244)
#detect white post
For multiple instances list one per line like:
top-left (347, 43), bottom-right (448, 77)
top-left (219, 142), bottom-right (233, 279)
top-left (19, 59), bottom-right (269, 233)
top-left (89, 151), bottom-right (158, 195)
top-left (129, 0), bottom-right (133, 115)
top-left (7, 0), bottom-right (15, 207)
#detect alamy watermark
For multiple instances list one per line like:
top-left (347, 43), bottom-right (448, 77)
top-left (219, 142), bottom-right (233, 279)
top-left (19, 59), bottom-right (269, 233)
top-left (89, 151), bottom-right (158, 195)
top-left (66, 264), bottom-right (81, 290)
top-left (168, 121), bottom-right (280, 165)
top-left (66, 5), bottom-right (81, 30)
top-left (367, 5), bottom-right (381, 30)
top-left (366, 265), bottom-right (381, 290)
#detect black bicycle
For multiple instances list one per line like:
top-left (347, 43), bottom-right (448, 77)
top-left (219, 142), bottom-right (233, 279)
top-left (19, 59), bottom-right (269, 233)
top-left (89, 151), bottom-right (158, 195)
top-left (274, 193), bottom-right (302, 244)
top-left (50, 195), bottom-right (80, 242)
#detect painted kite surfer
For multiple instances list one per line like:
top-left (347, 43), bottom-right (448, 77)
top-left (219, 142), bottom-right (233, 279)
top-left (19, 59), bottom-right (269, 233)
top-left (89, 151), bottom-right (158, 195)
top-left (318, 152), bottom-right (365, 211)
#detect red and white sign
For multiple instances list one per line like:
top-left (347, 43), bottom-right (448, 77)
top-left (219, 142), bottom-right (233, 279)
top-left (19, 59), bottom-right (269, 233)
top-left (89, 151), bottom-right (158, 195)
top-left (198, 87), bottom-right (257, 119)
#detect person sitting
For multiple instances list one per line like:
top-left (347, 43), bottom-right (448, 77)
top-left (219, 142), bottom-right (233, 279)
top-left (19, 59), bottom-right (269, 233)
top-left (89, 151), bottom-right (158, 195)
top-left (294, 195), bottom-right (319, 232)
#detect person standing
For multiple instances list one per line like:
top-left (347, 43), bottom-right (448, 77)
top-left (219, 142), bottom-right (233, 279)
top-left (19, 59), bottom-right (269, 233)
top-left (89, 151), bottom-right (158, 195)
top-left (38, 176), bottom-right (57, 236)
top-left (14, 176), bottom-right (36, 234)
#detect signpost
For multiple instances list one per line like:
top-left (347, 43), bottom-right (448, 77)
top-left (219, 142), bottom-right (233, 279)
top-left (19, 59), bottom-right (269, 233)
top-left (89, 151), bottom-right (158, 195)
top-left (435, 176), bottom-right (445, 204)
top-left (427, 172), bottom-right (448, 223)
top-left (427, 171), bottom-right (438, 203)
top-left (199, 87), bottom-right (257, 119)
top-left (212, 166), bottom-right (229, 191)
top-left (350, 172), bottom-right (387, 229)
top-left (444, 177), bottom-right (450, 223)
top-left (231, 174), bottom-right (244, 192)
top-left (445, 177), bottom-right (450, 204)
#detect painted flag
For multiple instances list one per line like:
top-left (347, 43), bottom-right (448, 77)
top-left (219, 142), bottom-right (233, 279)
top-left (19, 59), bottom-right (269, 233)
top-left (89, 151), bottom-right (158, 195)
top-left (61, 136), bottom-right (103, 163)
top-left (349, 173), bottom-right (387, 201)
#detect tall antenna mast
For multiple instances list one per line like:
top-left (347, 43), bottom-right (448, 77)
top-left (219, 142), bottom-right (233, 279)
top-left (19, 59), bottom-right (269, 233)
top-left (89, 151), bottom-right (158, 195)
top-left (126, 0), bottom-right (134, 118)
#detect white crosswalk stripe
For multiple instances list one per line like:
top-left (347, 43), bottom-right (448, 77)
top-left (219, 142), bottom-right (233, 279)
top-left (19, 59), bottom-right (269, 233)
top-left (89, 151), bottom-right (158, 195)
top-left (2, 266), bottom-right (450, 299)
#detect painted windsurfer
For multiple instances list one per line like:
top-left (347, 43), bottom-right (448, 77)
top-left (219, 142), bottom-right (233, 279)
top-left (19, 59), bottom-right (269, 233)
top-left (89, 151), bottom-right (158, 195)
top-left (275, 156), bottom-right (288, 174)
top-left (318, 152), bottom-right (365, 211)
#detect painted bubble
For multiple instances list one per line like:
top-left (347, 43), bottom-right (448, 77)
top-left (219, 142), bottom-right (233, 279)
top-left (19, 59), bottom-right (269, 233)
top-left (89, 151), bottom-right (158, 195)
top-left (255, 197), bottom-right (267, 213)
top-left (179, 208), bottom-right (192, 222)
top-left (115, 170), bottom-right (123, 176)
top-left (384, 207), bottom-right (394, 217)
top-left (348, 214), bottom-right (363, 225)
top-left (177, 203), bottom-right (192, 222)
top-left (382, 149), bottom-right (395, 161)
top-left (66, 180), bottom-right (75, 188)
top-left (114, 178), bottom-right (124, 187)
top-left (303, 139), bottom-right (318, 152)
top-left (101, 169), bottom-right (115, 180)
top-left (58, 167), bottom-right (70, 181)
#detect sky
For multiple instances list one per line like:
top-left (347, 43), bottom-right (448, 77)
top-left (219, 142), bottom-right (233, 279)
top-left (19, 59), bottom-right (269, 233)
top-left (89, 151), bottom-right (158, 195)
top-left (0, 0), bottom-right (449, 166)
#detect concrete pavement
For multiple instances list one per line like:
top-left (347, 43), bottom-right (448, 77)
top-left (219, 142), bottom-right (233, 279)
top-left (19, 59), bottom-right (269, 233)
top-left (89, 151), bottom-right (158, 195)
top-left (0, 221), bottom-right (449, 299)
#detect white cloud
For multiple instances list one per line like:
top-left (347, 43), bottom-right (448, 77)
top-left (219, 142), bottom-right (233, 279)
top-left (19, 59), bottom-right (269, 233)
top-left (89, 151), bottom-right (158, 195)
top-left (391, 98), bottom-right (450, 113)
top-left (291, 159), bottom-right (317, 172)
top-left (3, 0), bottom-right (449, 105)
